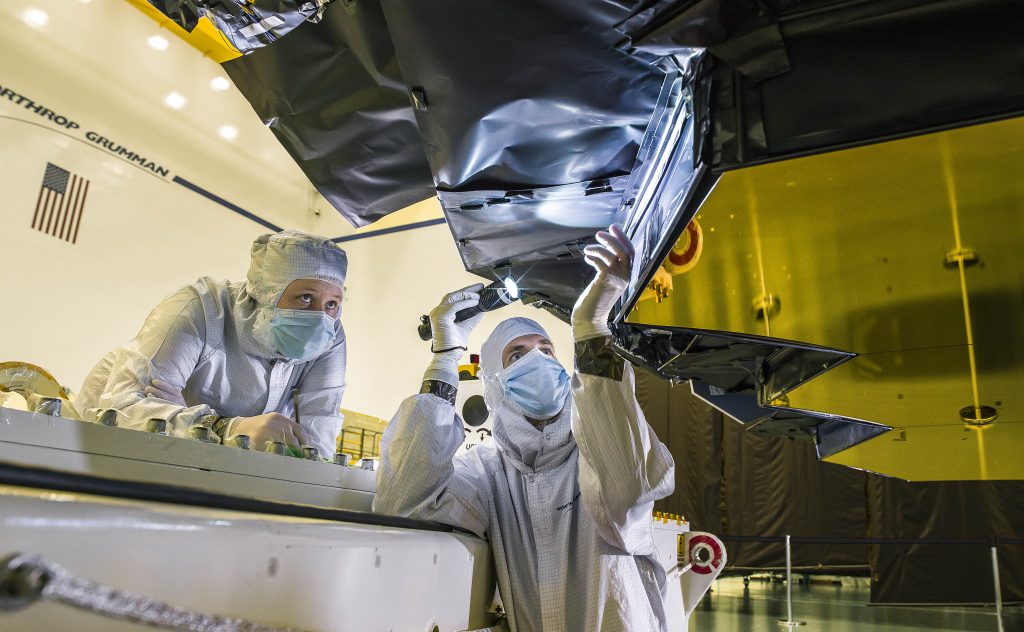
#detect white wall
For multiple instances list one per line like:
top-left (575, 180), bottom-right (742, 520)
top-left (1, 0), bottom-right (297, 390)
top-left (0, 0), bottom-right (573, 422)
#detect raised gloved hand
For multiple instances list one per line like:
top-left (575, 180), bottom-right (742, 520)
top-left (143, 379), bottom-right (187, 407)
top-left (228, 412), bottom-right (309, 451)
top-left (572, 224), bottom-right (636, 339)
top-left (429, 283), bottom-right (486, 353)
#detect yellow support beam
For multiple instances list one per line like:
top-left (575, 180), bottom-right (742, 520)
top-left (125, 0), bottom-right (241, 63)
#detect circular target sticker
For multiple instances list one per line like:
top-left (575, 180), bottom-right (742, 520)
top-left (664, 219), bottom-right (704, 275)
top-left (689, 534), bottom-right (723, 575)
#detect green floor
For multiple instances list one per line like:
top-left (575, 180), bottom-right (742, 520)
top-left (688, 576), bottom-right (1023, 631)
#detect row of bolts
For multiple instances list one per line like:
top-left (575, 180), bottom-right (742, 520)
top-left (30, 396), bottom-right (364, 468)
top-left (654, 511), bottom-right (686, 525)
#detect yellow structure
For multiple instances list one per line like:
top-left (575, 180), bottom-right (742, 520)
top-left (338, 408), bottom-right (388, 460)
top-left (629, 116), bottom-right (1024, 481)
top-left (125, 0), bottom-right (241, 63)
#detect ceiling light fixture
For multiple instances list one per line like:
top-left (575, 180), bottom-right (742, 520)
top-left (21, 7), bottom-right (49, 28)
top-left (164, 92), bottom-right (187, 109)
top-left (147, 35), bottom-right (169, 51)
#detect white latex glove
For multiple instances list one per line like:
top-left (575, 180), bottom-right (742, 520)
top-left (572, 224), bottom-right (636, 339)
top-left (230, 413), bottom-right (309, 451)
top-left (143, 379), bottom-right (186, 406)
top-left (429, 283), bottom-right (485, 353)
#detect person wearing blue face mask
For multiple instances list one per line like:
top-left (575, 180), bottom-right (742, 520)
top-left (76, 230), bottom-right (348, 457)
top-left (376, 224), bottom-right (676, 632)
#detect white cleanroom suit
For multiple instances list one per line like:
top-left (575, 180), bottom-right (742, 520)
top-left (76, 231), bottom-right (347, 457)
top-left (375, 316), bottom-right (676, 631)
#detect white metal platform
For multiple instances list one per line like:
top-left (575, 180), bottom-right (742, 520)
top-left (0, 408), bottom-right (375, 512)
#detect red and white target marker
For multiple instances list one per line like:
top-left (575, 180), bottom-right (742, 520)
top-left (664, 219), bottom-right (704, 275)
top-left (688, 534), bottom-right (724, 575)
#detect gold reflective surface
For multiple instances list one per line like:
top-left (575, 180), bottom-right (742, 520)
top-left (629, 116), bottom-right (1024, 480)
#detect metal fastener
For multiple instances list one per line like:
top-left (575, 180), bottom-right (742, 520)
top-left (188, 426), bottom-right (218, 444)
top-left (144, 418), bottom-right (167, 435)
top-left (96, 409), bottom-right (118, 427)
top-left (225, 435), bottom-right (250, 450)
top-left (31, 397), bottom-right (62, 417)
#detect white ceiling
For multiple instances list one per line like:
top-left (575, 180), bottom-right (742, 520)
top-left (1, 0), bottom-right (400, 236)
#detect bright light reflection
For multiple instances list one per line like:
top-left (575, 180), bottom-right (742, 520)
top-left (102, 160), bottom-right (126, 175)
top-left (218, 125), bottom-right (238, 140)
top-left (148, 35), bottom-right (169, 51)
top-left (534, 198), bottom-right (611, 228)
top-left (21, 7), bottom-right (49, 28)
top-left (210, 77), bottom-right (231, 91)
top-left (164, 92), bottom-right (187, 109)
top-left (5, 517), bottom-right (205, 531)
top-left (503, 276), bottom-right (520, 300)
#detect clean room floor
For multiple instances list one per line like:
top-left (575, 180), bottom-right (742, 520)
top-left (689, 576), bottom-right (1023, 631)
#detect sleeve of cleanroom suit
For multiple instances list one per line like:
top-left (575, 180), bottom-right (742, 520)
top-left (571, 334), bottom-right (675, 555)
top-left (90, 287), bottom-right (216, 433)
top-left (373, 392), bottom-right (490, 538)
top-left (293, 333), bottom-right (347, 457)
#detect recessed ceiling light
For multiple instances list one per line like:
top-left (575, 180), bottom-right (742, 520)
top-left (148, 35), bottom-right (169, 51)
top-left (164, 92), bottom-right (187, 109)
top-left (218, 125), bottom-right (238, 141)
top-left (210, 77), bottom-right (231, 91)
top-left (21, 7), bottom-right (49, 28)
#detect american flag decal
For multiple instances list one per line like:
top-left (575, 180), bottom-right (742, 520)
top-left (32, 163), bottom-right (89, 243)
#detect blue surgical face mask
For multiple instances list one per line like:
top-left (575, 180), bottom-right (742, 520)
top-left (498, 348), bottom-right (570, 419)
top-left (270, 308), bottom-right (338, 361)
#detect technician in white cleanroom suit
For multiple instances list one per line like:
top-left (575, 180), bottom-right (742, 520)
top-left (375, 225), bottom-right (675, 631)
top-left (76, 231), bottom-right (347, 457)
